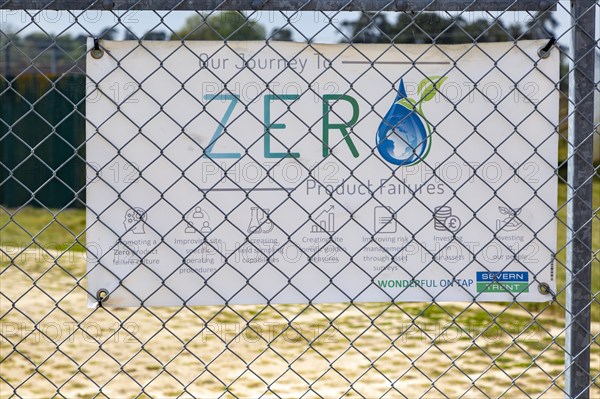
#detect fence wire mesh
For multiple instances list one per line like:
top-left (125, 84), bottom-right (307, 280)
top-left (0, 1), bottom-right (599, 398)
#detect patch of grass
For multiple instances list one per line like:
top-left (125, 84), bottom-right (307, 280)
top-left (494, 356), bottom-right (516, 365)
top-left (522, 340), bottom-right (552, 352)
top-left (0, 207), bottom-right (85, 251)
top-left (546, 357), bottom-right (565, 366)
top-left (70, 381), bottom-right (89, 389)
top-left (512, 362), bottom-right (534, 368)
top-left (418, 304), bottom-right (449, 321)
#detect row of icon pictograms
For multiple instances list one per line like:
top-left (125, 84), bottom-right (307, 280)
top-left (122, 205), bottom-right (523, 235)
top-left (375, 205), bottom-right (523, 233)
top-left (372, 205), bottom-right (462, 233)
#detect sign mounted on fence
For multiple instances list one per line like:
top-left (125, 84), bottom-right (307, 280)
top-left (86, 40), bottom-right (558, 306)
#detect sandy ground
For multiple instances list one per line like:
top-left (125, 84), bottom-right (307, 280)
top-left (1, 247), bottom-right (598, 398)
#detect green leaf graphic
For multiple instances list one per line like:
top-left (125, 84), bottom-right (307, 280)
top-left (419, 76), bottom-right (448, 103)
top-left (418, 76), bottom-right (441, 96)
top-left (396, 97), bottom-right (417, 111)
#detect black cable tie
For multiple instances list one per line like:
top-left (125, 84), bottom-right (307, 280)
top-left (91, 38), bottom-right (104, 59)
top-left (542, 37), bottom-right (556, 53)
top-left (538, 37), bottom-right (556, 59)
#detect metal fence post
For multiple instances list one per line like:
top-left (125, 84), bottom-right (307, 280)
top-left (565, 0), bottom-right (596, 398)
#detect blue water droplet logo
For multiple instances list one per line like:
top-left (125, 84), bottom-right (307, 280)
top-left (376, 79), bottom-right (432, 166)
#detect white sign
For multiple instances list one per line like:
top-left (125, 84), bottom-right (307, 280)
top-left (86, 40), bottom-right (558, 306)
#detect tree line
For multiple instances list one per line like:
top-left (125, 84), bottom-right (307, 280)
top-left (1, 11), bottom-right (558, 75)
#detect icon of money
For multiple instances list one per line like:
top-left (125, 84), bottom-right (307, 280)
top-left (434, 206), bottom-right (452, 230)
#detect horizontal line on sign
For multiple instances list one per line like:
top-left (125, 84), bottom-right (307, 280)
top-left (199, 188), bottom-right (295, 192)
top-left (342, 61), bottom-right (451, 65)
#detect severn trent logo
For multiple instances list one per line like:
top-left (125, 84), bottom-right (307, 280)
top-left (376, 77), bottom-right (447, 166)
top-left (476, 271), bottom-right (529, 293)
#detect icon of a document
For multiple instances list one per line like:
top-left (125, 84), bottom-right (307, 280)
top-left (374, 206), bottom-right (397, 233)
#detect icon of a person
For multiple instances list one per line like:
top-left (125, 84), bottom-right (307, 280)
top-left (200, 221), bottom-right (211, 235)
top-left (193, 207), bottom-right (205, 219)
top-left (185, 221), bottom-right (195, 234)
top-left (185, 216), bottom-right (196, 233)
top-left (186, 207), bottom-right (209, 234)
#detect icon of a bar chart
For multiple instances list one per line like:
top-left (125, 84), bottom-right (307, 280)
top-left (311, 205), bottom-right (335, 233)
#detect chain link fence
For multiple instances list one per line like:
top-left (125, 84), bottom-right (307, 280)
top-left (1, 1), bottom-right (598, 398)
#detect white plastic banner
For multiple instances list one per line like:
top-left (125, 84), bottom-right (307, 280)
top-left (86, 40), bottom-right (558, 306)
